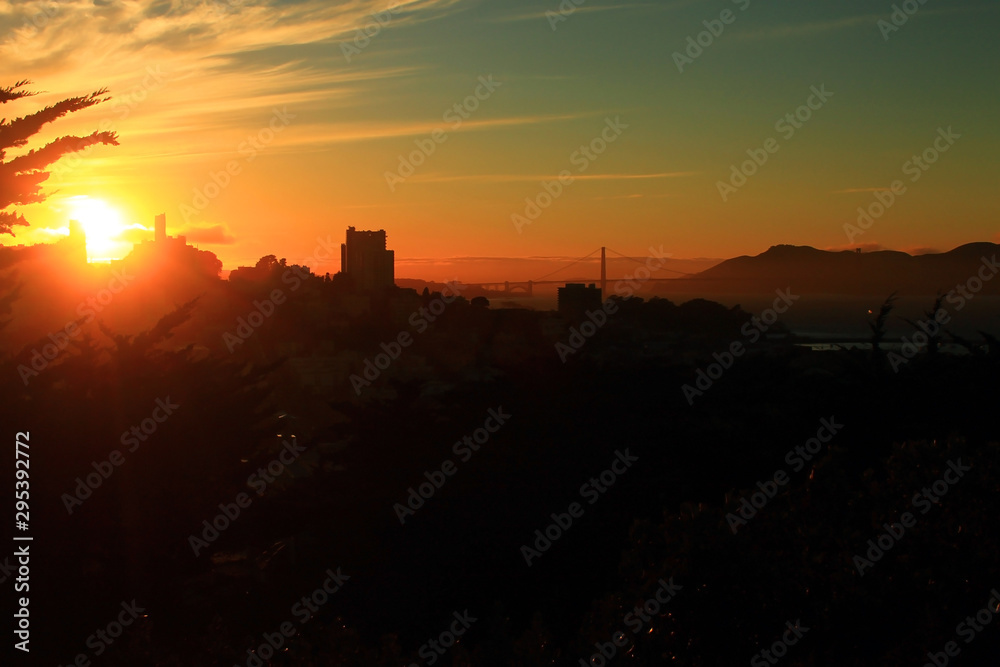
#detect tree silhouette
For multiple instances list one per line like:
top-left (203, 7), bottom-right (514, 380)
top-left (905, 293), bottom-right (946, 357)
top-left (0, 80), bottom-right (119, 236)
top-left (868, 292), bottom-right (897, 364)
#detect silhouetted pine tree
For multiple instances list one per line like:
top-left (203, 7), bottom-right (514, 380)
top-left (1, 80), bottom-right (119, 235)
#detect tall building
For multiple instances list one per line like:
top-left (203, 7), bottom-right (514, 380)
top-left (66, 219), bottom-right (88, 264)
top-left (155, 213), bottom-right (167, 242)
top-left (150, 214), bottom-right (186, 245)
top-left (340, 226), bottom-right (394, 290)
top-left (558, 283), bottom-right (602, 318)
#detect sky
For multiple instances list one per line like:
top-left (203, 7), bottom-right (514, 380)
top-left (1, 0), bottom-right (998, 280)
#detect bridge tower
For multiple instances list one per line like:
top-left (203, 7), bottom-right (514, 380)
top-left (600, 247), bottom-right (606, 300)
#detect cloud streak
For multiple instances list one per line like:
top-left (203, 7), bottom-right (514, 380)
top-left (409, 171), bottom-right (697, 184)
top-left (0, 0), bottom-right (472, 159)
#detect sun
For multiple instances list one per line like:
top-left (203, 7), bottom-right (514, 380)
top-left (66, 196), bottom-right (128, 261)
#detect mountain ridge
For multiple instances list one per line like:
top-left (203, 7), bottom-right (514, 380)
top-left (690, 242), bottom-right (1000, 295)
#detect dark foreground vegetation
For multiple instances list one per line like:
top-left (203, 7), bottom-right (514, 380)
top-left (2, 259), bottom-right (999, 666)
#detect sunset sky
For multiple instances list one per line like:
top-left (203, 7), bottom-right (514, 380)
top-left (2, 0), bottom-right (997, 280)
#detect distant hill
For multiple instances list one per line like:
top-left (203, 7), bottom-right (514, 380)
top-left (684, 243), bottom-right (1000, 296)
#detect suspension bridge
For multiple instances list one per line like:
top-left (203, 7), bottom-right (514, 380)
top-left (460, 247), bottom-right (709, 297)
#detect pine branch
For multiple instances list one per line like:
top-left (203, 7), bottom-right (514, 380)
top-left (0, 88), bottom-right (111, 151)
top-left (2, 131), bottom-right (119, 177)
top-left (0, 81), bottom-right (34, 105)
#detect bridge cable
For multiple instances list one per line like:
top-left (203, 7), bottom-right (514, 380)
top-left (531, 248), bottom-right (602, 282)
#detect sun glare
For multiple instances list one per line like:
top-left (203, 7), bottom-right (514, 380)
top-left (66, 196), bottom-right (128, 261)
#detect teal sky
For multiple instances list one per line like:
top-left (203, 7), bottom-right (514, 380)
top-left (3, 0), bottom-right (997, 276)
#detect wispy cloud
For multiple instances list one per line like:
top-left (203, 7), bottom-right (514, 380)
top-left (736, 6), bottom-right (988, 41)
top-left (485, 2), bottom-right (662, 24)
top-left (735, 14), bottom-right (879, 41)
top-left (287, 112), bottom-right (594, 147)
top-left (832, 187), bottom-right (892, 194)
top-left (0, 0), bottom-right (472, 159)
top-left (409, 171), bottom-right (697, 184)
top-left (82, 111), bottom-right (598, 166)
top-left (177, 222), bottom-right (237, 245)
top-left (590, 193), bottom-right (673, 201)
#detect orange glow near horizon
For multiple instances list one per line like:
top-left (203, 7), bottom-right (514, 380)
top-left (2, 1), bottom-right (997, 282)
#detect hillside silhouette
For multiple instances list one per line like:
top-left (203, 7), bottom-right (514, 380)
top-left (692, 243), bottom-right (1000, 295)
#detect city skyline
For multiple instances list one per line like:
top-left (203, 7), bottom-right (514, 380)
top-left (2, 0), bottom-right (997, 279)
top-left (3, 3), bottom-right (1000, 662)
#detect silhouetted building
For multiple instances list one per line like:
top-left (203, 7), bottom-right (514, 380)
top-left (558, 283), bottom-right (602, 318)
top-left (136, 213), bottom-right (186, 247)
top-left (155, 213), bottom-right (167, 243)
top-left (66, 219), bottom-right (88, 264)
top-left (341, 226), bottom-right (394, 290)
top-left (154, 214), bottom-right (185, 246)
top-left (229, 255), bottom-right (284, 284)
top-left (115, 213), bottom-right (221, 277)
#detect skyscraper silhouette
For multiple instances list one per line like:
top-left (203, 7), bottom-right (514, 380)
top-left (340, 226), bottom-right (394, 290)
